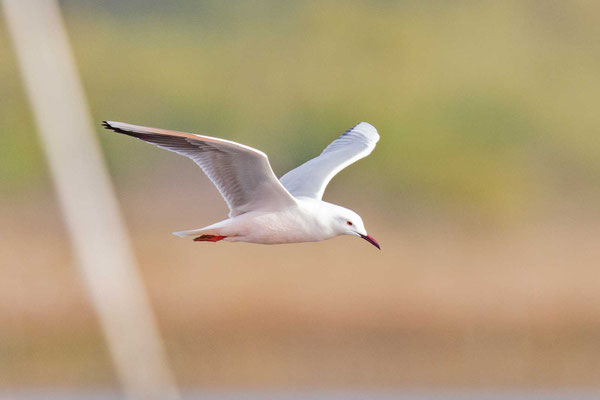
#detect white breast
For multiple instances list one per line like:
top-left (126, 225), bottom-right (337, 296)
top-left (224, 200), bottom-right (335, 244)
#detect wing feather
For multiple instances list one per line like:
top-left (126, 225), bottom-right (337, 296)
top-left (279, 122), bottom-right (379, 199)
top-left (103, 121), bottom-right (296, 217)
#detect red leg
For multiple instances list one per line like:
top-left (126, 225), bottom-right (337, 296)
top-left (194, 235), bottom-right (227, 242)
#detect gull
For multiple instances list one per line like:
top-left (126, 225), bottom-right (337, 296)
top-left (102, 121), bottom-right (381, 249)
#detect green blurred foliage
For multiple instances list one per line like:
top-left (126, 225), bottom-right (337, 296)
top-left (2, 0), bottom-right (599, 220)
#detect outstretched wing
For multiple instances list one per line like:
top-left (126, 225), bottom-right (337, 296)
top-left (103, 121), bottom-right (297, 217)
top-left (279, 122), bottom-right (380, 200)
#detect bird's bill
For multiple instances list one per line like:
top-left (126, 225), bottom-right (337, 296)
top-left (360, 233), bottom-right (381, 250)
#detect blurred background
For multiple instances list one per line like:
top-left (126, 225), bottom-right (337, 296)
top-left (1, 0), bottom-right (600, 395)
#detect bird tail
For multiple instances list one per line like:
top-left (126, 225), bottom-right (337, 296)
top-left (172, 220), bottom-right (228, 238)
top-left (172, 228), bottom-right (208, 238)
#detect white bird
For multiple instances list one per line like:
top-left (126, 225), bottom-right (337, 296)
top-left (103, 120), bottom-right (381, 249)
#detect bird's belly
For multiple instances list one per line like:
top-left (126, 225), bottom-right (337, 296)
top-left (225, 211), bottom-right (328, 244)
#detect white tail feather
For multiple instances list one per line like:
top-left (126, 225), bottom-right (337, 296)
top-left (172, 220), bottom-right (228, 238)
top-left (172, 228), bottom-right (208, 238)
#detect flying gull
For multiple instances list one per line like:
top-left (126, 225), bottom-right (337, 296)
top-left (103, 121), bottom-right (381, 249)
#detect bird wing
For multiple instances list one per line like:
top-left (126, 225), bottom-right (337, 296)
top-left (103, 121), bottom-right (297, 217)
top-left (279, 122), bottom-right (380, 200)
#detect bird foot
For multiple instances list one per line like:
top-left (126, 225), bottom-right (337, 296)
top-left (193, 235), bottom-right (227, 242)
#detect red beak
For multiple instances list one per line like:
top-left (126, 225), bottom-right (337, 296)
top-left (360, 234), bottom-right (381, 250)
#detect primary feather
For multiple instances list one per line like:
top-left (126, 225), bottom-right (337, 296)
top-left (102, 121), bottom-right (296, 217)
top-left (279, 122), bottom-right (379, 200)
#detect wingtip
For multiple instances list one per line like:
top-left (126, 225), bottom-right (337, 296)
top-left (356, 121), bottom-right (376, 131)
top-left (351, 122), bottom-right (380, 142)
top-left (102, 120), bottom-right (130, 135)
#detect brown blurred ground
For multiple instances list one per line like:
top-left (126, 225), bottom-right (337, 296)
top-left (2, 182), bottom-right (600, 388)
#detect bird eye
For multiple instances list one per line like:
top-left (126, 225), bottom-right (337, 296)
top-left (347, 221), bottom-right (353, 226)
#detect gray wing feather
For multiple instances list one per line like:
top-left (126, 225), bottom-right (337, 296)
top-left (279, 122), bottom-right (379, 199)
top-left (103, 121), bottom-right (296, 217)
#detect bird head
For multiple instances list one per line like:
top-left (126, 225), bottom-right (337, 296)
top-left (333, 206), bottom-right (380, 250)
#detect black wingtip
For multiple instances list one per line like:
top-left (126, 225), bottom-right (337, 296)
top-left (102, 121), bottom-right (130, 135)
